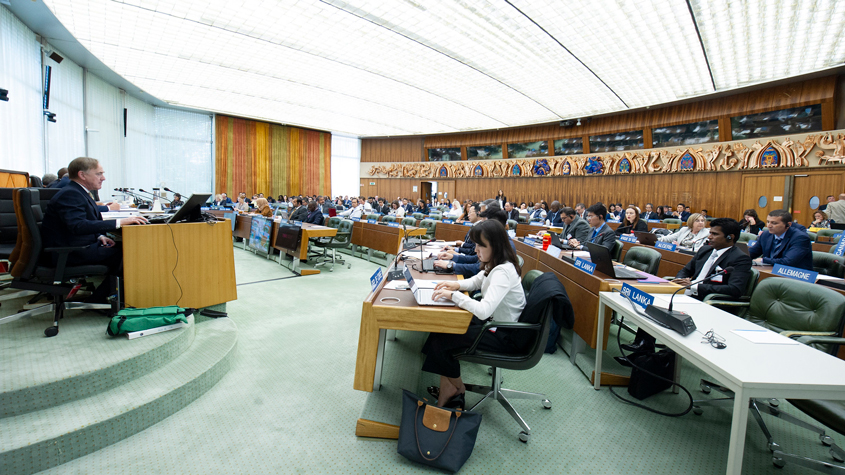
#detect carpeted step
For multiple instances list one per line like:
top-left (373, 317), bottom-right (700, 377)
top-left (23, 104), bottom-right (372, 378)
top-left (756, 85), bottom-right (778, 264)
top-left (0, 316), bottom-right (237, 475)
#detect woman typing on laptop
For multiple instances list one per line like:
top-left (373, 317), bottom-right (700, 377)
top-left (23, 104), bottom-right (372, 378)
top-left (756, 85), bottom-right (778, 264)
top-left (421, 220), bottom-right (526, 409)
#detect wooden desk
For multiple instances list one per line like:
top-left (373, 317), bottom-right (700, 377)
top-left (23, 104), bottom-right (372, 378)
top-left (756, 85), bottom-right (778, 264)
top-left (122, 220), bottom-right (237, 308)
top-left (513, 239), bottom-right (681, 385)
top-left (434, 221), bottom-right (472, 242)
top-left (354, 263), bottom-right (472, 438)
top-left (271, 222), bottom-right (337, 275)
top-left (515, 223), bottom-right (562, 238)
top-left (351, 221), bottom-right (426, 260)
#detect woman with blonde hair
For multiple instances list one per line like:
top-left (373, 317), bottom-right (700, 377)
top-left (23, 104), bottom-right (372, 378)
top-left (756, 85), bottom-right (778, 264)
top-left (658, 213), bottom-right (709, 251)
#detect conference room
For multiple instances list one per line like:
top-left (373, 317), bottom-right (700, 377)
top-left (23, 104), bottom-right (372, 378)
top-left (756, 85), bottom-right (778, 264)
top-left (3, 1), bottom-right (845, 474)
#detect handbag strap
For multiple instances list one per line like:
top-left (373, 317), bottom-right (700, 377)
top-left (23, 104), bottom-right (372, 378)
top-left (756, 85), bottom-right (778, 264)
top-left (414, 402), bottom-right (460, 462)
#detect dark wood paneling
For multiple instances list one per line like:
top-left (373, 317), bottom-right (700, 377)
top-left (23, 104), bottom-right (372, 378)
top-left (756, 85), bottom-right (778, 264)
top-left (424, 76), bottom-right (836, 148)
top-left (361, 137), bottom-right (425, 162)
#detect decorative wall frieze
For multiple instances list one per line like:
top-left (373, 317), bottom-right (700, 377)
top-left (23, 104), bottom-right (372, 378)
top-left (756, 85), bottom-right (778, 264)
top-left (361, 131), bottom-right (845, 179)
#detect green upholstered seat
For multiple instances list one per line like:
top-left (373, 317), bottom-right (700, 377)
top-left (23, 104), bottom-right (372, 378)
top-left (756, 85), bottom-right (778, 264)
top-left (507, 219), bottom-right (518, 231)
top-left (622, 246), bottom-right (661, 275)
top-left (518, 215), bottom-right (528, 223)
top-left (737, 232), bottom-right (757, 243)
top-left (366, 214), bottom-right (380, 221)
top-left (401, 217), bottom-right (417, 227)
top-left (521, 269), bottom-right (543, 294)
top-left (412, 212), bottom-right (425, 220)
top-left (610, 240), bottom-right (623, 261)
top-left (807, 231), bottom-right (817, 242)
top-left (324, 217), bottom-right (341, 229)
top-left (418, 219), bottom-right (437, 240)
top-left (381, 215), bottom-right (395, 223)
top-left (662, 218), bottom-right (682, 225)
top-left (812, 251), bottom-right (845, 278)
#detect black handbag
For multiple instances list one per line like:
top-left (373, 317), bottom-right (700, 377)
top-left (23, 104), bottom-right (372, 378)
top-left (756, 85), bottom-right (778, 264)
top-left (627, 348), bottom-right (676, 400)
top-left (397, 390), bottom-right (482, 472)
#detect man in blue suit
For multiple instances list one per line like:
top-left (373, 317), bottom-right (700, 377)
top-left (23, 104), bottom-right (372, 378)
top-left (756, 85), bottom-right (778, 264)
top-left (41, 157), bottom-right (148, 301)
top-left (748, 209), bottom-right (813, 270)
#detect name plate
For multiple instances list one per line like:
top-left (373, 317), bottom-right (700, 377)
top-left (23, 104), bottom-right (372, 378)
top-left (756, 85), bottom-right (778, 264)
top-left (279, 219), bottom-right (288, 224)
top-left (367, 219), bottom-right (377, 224)
top-left (620, 283), bottom-right (654, 309)
top-left (574, 258), bottom-right (595, 275)
top-left (387, 222), bottom-right (401, 228)
top-left (772, 264), bottom-right (818, 283)
top-left (546, 245), bottom-right (562, 258)
top-left (524, 237), bottom-right (537, 246)
top-left (442, 219), bottom-right (454, 224)
top-left (834, 238), bottom-right (845, 256)
top-left (370, 267), bottom-right (384, 292)
top-left (608, 220), bottom-right (621, 224)
top-left (351, 217), bottom-right (361, 222)
top-left (647, 219), bottom-right (662, 223)
top-left (655, 241), bottom-right (677, 252)
top-left (463, 222), bottom-right (474, 226)
top-left (201, 207), bottom-right (210, 211)
top-left (619, 234), bottom-right (637, 243)
top-left (292, 221), bottom-right (302, 226)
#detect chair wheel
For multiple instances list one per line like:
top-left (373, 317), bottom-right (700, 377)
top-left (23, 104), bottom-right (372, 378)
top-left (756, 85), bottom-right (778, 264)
top-left (700, 383), bottom-right (711, 394)
top-left (542, 399), bottom-right (551, 409)
top-left (772, 456), bottom-right (785, 468)
top-left (821, 435), bottom-right (834, 446)
top-left (518, 431), bottom-right (530, 443)
top-left (832, 449), bottom-right (844, 463)
top-left (767, 442), bottom-right (781, 452)
top-left (769, 398), bottom-right (780, 407)
top-left (693, 406), bottom-right (703, 416)
top-left (44, 326), bottom-right (58, 337)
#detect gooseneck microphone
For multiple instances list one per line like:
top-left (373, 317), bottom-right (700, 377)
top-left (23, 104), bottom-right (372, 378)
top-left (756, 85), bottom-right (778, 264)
top-left (138, 189), bottom-right (172, 202)
top-left (641, 266), bottom-right (733, 336)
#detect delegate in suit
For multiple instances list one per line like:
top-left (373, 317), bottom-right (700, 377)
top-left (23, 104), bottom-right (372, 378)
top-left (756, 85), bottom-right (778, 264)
top-left (40, 157), bottom-right (148, 301)
top-left (748, 209), bottom-right (813, 270)
top-left (560, 207), bottom-right (590, 243)
top-left (568, 203), bottom-right (616, 253)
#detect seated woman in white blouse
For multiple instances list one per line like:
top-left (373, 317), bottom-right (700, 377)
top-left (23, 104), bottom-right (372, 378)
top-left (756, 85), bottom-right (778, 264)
top-left (658, 213), bottom-right (710, 251)
top-left (423, 219), bottom-right (526, 408)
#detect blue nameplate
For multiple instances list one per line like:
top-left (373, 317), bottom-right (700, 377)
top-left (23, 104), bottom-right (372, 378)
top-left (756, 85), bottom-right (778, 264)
top-left (293, 221), bottom-right (302, 226)
top-left (387, 222), bottom-right (401, 228)
top-left (620, 283), bottom-right (654, 309)
top-left (201, 207), bottom-right (210, 211)
top-left (350, 217), bottom-right (361, 222)
top-left (620, 234), bottom-right (637, 243)
top-left (834, 238), bottom-right (845, 256)
top-left (370, 267), bottom-right (384, 292)
top-left (463, 222), bottom-right (473, 226)
top-left (442, 219), bottom-right (454, 224)
top-left (772, 264), bottom-right (818, 283)
top-left (647, 219), bottom-right (662, 223)
top-left (608, 220), bottom-right (620, 224)
top-left (655, 241), bottom-right (677, 252)
top-left (574, 258), bottom-right (595, 275)
top-left (367, 219), bottom-right (377, 224)
top-left (524, 237), bottom-right (537, 246)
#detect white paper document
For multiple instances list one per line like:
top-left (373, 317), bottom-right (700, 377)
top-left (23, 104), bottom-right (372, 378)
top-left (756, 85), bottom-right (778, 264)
top-left (731, 329), bottom-right (799, 345)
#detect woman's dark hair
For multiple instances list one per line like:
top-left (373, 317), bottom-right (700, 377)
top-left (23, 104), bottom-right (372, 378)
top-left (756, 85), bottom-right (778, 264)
top-left (620, 205), bottom-right (640, 228)
top-left (540, 201), bottom-right (549, 211)
top-left (739, 208), bottom-right (759, 227)
top-left (469, 220), bottom-right (521, 276)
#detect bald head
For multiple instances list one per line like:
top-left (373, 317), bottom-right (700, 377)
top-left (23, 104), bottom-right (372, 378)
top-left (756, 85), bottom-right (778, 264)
top-left (839, 193), bottom-right (845, 201)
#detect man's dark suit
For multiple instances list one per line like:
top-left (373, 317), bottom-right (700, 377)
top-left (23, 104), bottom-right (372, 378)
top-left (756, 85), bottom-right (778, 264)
top-left (289, 205), bottom-right (308, 222)
top-left (321, 202), bottom-right (336, 214)
top-left (506, 209), bottom-right (520, 221)
top-left (457, 225), bottom-right (477, 255)
top-left (304, 209), bottom-right (324, 225)
top-left (546, 210), bottom-right (563, 226)
top-left (561, 216), bottom-right (590, 243)
top-left (49, 176), bottom-right (70, 188)
top-left (41, 181), bottom-right (119, 267)
top-left (748, 226), bottom-right (813, 270)
top-left (640, 211), bottom-right (657, 221)
top-left (677, 245), bottom-right (753, 299)
top-left (584, 223), bottom-right (616, 253)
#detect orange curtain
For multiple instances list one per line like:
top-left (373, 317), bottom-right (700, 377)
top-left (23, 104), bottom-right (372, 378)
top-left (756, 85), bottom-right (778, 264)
top-left (215, 115), bottom-right (331, 198)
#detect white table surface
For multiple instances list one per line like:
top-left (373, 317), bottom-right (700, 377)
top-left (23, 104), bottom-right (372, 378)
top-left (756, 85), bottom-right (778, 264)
top-left (597, 291), bottom-right (845, 475)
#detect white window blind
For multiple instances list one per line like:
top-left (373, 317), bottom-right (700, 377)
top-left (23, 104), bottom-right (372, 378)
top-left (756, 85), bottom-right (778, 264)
top-left (330, 134), bottom-right (360, 199)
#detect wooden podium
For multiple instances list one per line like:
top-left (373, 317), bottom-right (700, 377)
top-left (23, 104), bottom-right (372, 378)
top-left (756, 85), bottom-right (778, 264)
top-left (122, 221), bottom-right (237, 308)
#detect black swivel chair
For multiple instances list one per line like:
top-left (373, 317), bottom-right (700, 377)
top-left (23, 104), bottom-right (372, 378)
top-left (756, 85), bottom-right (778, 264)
top-left (2, 188), bottom-right (112, 336)
top-left (456, 273), bottom-right (571, 443)
top-left (314, 219), bottom-right (353, 271)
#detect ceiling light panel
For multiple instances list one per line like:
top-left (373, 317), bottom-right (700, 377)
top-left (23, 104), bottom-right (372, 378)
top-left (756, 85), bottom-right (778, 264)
top-left (511, 0), bottom-right (714, 105)
top-left (691, 0), bottom-right (845, 89)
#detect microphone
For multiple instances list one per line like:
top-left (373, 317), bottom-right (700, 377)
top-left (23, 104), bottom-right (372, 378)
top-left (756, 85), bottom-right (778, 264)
top-left (138, 189), bottom-right (172, 202)
top-left (615, 224), bottom-right (633, 234)
top-left (642, 266), bottom-right (733, 336)
top-left (667, 266), bottom-right (734, 312)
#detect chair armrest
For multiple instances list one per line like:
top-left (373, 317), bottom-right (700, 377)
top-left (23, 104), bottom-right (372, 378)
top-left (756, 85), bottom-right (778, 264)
top-left (702, 293), bottom-right (751, 304)
top-left (464, 320), bottom-right (542, 355)
top-left (795, 335), bottom-right (845, 346)
top-left (703, 297), bottom-right (750, 307)
top-left (781, 331), bottom-right (838, 339)
top-left (44, 245), bottom-right (89, 284)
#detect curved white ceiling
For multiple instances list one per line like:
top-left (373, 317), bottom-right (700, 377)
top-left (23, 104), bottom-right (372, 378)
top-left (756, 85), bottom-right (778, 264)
top-left (43, 0), bottom-right (845, 136)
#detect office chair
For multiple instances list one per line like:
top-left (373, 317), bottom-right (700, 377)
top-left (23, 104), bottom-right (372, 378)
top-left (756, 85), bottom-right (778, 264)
top-left (412, 212), bottom-right (424, 220)
top-left (401, 217), bottom-right (417, 227)
top-left (737, 232), bottom-right (758, 243)
top-left (692, 278), bottom-right (845, 470)
top-left (807, 231), bottom-right (818, 242)
top-left (507, 219), bottom-right (518, 231)
top-left (367, 213), bottom-right (380, 221)
top-left (610, 240), bottom-right (623, 261)
top-left (2, 188), bottom-right (112, 336)
top-left (29, 176), bottom-right (43, 188)
top-left (662, 218), bottom-right (683, 225)
top-left (381, 215), bottom-right (395, 223)
top-left (621, 246), bottom-right (661, 275)
top-left (456, 273), bottom-right (568, 442)
top-left (702, 267), bottom-right (760, 317)
top-left (428, 213), bottom-right (442, 221)
top-left (521, 269), bottom-right (543, 295)
top-left (517, 215), bottom-right (528, 224)
top-left (418, 219), bottom-right (437, 241)
top-left (324, 216), bottom-right (341, 229)
top-left (314, 219), bottom-right (353, 271)
top-left (818, 228), bottom-right (842, 244)
top-left (812, 251), bottom-right (845, 278)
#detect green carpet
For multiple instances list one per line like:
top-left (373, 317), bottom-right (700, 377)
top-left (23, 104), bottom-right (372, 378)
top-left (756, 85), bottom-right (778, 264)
top-left (26, 246), bottom-right (837, 474)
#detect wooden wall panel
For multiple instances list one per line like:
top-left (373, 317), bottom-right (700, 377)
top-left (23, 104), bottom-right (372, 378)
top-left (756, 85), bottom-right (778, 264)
top-left (361, 137), bottom-right (424, 162)
top-left (423, 76), bottom-right (837, 148)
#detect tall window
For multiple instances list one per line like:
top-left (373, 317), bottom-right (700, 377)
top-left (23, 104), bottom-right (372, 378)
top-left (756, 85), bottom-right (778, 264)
top-left (428, 147), bottom-right (461, 161)
top-left (731, 104), bottom-right (822, 140)
top-left (652, 120), bottom-right (719, 148)
top-left (589, 130), bottom-right (643, 153)
top-left (331, 134), bottom-right (360, 198)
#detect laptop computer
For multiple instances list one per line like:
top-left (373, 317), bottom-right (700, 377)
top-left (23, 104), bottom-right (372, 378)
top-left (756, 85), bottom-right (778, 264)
top-left (403, 267), bottom-right (455, 306)
top-left (584, 242), bottom-right (643, 279)
top-left (550, 232), bottom-right (576, 250)
top-left (633, 231), bottom-right (658, 246)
